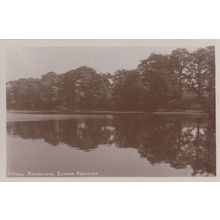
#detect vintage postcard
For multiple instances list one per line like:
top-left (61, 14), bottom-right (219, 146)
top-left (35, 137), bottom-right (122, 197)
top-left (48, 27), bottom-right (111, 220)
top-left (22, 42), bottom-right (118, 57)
top-left (0, 40), bottom-right (218, 181)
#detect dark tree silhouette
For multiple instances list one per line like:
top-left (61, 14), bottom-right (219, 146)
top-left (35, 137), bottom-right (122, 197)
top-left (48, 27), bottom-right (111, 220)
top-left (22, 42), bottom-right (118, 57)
top-left (6, 47), bottom-right (215, 113)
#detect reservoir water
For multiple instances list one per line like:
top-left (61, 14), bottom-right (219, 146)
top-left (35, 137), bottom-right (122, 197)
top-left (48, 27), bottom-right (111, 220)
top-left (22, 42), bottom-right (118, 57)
top-left (6, 112), bottom-right (216, 177)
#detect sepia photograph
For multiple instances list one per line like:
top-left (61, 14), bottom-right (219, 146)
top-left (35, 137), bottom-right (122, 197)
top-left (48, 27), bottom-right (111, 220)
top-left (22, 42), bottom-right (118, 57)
top-left (2, 40), bottom-right (217, 179)
top-left (1, 1), bottom-right (220, 220)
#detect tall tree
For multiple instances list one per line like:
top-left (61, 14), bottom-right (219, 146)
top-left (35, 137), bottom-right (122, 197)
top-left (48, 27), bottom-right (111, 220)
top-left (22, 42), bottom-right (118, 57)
top-left (39, 72), bottom-right (60, 109)
top-left (169, 48), bottom-right (190, 99)
top-left (138, 53), bottom-right (178, 110)
top-left (112, 69), bottom-right (148, 110)
top-left (184, 47), bottom-right (215, 99)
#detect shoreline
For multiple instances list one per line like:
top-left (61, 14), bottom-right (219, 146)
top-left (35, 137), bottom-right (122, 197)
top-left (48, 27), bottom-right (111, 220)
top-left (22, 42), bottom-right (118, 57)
top-left (6, 110), bottom-right (208, 115)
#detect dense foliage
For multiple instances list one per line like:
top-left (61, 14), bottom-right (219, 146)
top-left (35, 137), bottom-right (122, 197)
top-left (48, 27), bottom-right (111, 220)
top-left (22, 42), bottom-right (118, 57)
top-left (6, 46), bottom-right (215, 112)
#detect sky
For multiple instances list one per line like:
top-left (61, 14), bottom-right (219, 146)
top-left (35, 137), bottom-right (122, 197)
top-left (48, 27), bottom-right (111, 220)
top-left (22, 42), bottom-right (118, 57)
top-left (6, 46), bottom-right (202, 81)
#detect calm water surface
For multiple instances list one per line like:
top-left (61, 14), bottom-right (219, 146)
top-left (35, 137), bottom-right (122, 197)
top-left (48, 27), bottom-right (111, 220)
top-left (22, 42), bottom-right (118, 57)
top-left (6, 112), bottom-right (216, 177)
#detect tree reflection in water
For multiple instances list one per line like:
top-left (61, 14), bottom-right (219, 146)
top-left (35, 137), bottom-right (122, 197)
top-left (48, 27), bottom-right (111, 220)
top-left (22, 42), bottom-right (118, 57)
top-left (7, 114), bottom-right (216, 176)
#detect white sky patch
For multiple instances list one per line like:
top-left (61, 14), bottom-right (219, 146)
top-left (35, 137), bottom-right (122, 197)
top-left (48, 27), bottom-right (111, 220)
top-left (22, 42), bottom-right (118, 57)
top-left (6, 46), bottom-right (203, 81)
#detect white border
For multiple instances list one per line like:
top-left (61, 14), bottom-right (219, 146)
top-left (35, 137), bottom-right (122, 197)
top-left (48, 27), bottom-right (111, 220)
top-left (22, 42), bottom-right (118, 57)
top-left (0, 39), bottom-right (219, 182)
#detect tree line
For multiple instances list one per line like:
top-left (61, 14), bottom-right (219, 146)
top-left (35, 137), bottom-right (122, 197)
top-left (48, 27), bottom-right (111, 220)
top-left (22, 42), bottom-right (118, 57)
top-left (6, 46), bottom-right (215, 112)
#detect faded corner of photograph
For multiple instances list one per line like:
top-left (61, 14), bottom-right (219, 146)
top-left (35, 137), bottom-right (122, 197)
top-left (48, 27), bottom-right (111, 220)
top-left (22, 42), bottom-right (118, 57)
top-left (5, 42), bottom-right (216, 179)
